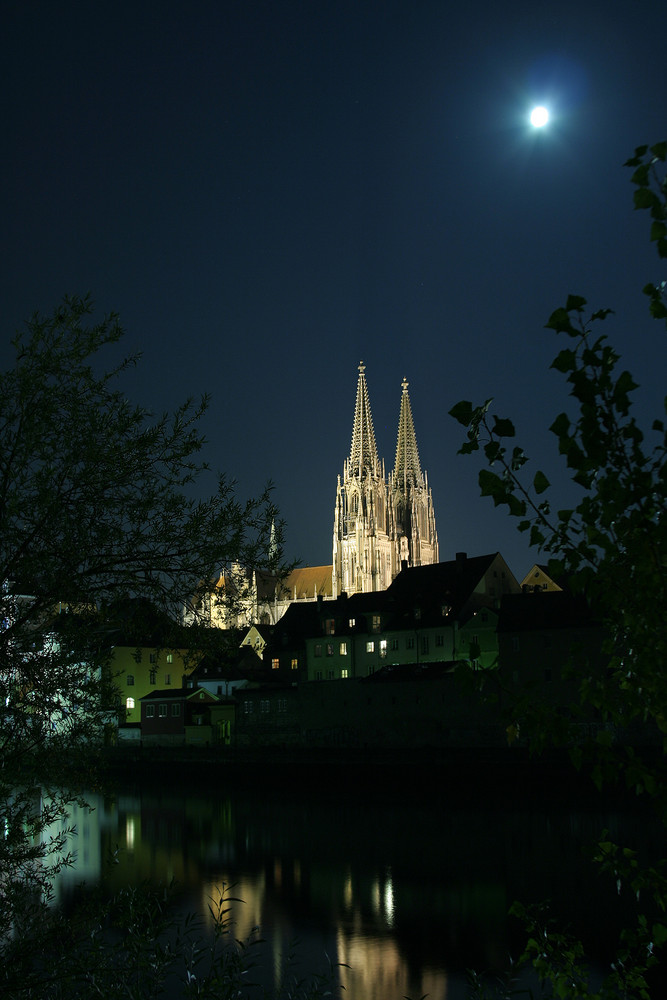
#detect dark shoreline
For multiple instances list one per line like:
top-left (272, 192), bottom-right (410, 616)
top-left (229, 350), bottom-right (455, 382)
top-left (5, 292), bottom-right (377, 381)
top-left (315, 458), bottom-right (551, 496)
top-left (96, 743), bottom-right (655, 808)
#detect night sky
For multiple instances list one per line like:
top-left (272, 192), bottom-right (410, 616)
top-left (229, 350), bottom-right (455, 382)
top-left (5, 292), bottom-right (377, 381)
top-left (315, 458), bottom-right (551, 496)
top-left (2, 0), bottom-right (666, 581)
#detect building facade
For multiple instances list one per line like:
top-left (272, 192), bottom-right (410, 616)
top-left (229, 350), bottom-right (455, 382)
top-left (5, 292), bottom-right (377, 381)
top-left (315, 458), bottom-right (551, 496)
top-left (333, 363), bottom-right (438, 597)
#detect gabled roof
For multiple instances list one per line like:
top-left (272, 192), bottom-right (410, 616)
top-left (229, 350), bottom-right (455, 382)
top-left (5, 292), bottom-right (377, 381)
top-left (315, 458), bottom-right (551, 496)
top-left (386, 552), bottom-right (517, 614)
top-left (140, 686), bottom-right (220, 702)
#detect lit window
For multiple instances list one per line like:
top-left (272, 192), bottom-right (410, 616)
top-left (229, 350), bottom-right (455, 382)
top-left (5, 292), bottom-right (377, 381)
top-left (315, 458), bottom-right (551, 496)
top-left (291, 658), bottom-right (298, 670)
top-left (379, 640), bottom-right (387, 658)
top-left (348, 617), bottom-right (356, 627)
top-left (126, 674), bottom-right (134, 686)
top-left (339, 642), bottom-right (347, 655)
top-left (166, 653), bottom-right (173, 663)
top-left (126, 697), bottom-right (135, 710)
top-left (271, 657), bottom-right (279, 670)
top-left (441, 604), bottom-right (451, 617)
top-left (171, 703), bottom-right (180, 716)
top-left (325, 619), bottom-right (335, 635)
top-left (366, 640), bottom-right (375, 653)
top-left (341, 668), bottom-right (349, 678)
top-left (326, 643), bottom-right (334, 656)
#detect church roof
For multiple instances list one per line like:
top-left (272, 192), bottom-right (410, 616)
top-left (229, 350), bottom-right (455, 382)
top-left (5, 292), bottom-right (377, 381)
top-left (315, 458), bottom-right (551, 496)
top-left (392, 377), bottom-right (423, 492)
top-left (349, 361), bottom-right (380, 477)
top-left (277, 565), bottom-right (333, 601)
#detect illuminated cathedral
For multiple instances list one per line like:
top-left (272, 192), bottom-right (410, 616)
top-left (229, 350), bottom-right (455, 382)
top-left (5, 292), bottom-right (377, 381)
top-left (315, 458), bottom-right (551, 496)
top-left (332, 362), bottom-right (438, 597)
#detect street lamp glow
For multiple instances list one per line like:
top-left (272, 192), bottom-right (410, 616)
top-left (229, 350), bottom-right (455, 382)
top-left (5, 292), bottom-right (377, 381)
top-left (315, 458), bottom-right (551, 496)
top-left (530, 105), bottom-right (549, 128)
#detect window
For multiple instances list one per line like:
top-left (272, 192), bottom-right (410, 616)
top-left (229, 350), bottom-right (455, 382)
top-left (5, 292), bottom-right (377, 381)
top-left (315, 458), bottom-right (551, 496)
top-left (441, 604), bottom-right (451, 617)
top-left (149, 652), bottom-right (157, 664)
top-left (271, 658), bottom-right (279, 670)
top-left (325, 618), bottom-right (335, 635)
top-left (291, 658), bottom-right (298, 670)
top-left (314, 643), bottom-right (322, 657)
top-left (164, 673), bottom-right (171, 685)
top-left (278, 699), bottom-right (287, 712)
top-left (149, 669), bottom-right (157, 685)
top-left (126, 674), bottom-right (134, 686)
top-left (405, 637), bottom-right (415, 650)
top-left (146, 705), bottom-right (155, 717)
top-left (260, 700), bottom-right (270, 713)
top-left (133, 649), bottom-right (142, 663)
top-left (326, 643), bottom-right (334, 656)
top-left (348, 617), bottom-right (356, 627)
top-left (366, 640), bottom-right (375, 653)
top-left (341, 668), bottom-right (349, 678)
top-left (171, 703), bottom-right (180, 717)
top-left (328, 670), bottom-right (334, 679)
top-left (166, 653), bottom-right (173, 663)
top-left (316, 670), bottom-right (323, 680)
top-left (339, 641), bottom-right (347, 655)
top-left (435, 634), bottom-right (444, 647)
top-left (390, 638), bottom-right (399, 651)
top-left (126, 697), bottom-right (135, 710)
top-left (372, 615), bottom-right (381, 632)
top-left (379, 640), bottom-right (387, 658)
top-left (421, 636), bottom-right (429, 654)
top-left (414, 607), bottom-right (421, 621)
top-left (244, 702), bottom-right (254, 714)
top-left (159, 704), bottom-right (167, 718)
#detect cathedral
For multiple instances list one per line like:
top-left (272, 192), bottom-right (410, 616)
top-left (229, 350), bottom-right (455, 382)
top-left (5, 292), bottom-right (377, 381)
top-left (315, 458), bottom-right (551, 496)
top-left (332, 362), bottom-right (438, 597)
top-left (189, 362), bottom-right (439, 627)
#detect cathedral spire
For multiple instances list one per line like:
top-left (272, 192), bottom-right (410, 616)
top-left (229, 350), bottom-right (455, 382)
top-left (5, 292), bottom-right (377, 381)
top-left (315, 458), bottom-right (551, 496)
top-left (393, 377), bottom-right (423, 493)
top-left (349, 361), bottom-right (380, 478)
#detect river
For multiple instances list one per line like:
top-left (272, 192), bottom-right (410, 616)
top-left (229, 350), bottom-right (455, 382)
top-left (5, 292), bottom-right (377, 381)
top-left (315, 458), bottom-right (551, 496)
top-left (49, 750), bottom-right (663, 999)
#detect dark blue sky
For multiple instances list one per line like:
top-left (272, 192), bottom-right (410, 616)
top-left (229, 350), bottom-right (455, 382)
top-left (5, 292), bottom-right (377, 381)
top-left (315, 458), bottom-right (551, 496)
top-left (2, 0), bottom-right (666, 580)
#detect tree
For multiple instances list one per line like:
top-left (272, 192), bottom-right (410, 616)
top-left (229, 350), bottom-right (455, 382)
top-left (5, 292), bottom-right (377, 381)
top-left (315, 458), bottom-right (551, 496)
top-left (451, 142), bottom-right (667, 997)
top-left (0, 296), bottom-right (285, 992)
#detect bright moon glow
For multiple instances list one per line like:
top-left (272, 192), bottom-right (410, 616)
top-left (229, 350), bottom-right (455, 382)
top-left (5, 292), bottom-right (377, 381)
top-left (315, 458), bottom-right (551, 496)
top-left (530, 105), bottom-right (549, 127)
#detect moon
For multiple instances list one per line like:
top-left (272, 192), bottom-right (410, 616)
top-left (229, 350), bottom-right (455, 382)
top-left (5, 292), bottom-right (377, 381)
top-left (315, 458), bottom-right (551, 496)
top-left (530, 105), bottom-right (549, 127)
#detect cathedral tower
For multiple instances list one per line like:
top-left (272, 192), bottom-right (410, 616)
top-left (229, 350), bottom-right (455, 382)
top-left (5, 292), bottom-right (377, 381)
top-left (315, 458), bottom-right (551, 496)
top-left (390, 377), bottom-right (439, 570)
top-left (333, 363), bottom-right (394, 597)
top-left (333, 364), bottom-right (438, 597)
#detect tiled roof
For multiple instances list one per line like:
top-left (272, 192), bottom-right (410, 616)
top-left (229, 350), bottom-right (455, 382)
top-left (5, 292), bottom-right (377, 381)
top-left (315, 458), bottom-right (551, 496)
top-left (277, 565), bottom-right (333, 600)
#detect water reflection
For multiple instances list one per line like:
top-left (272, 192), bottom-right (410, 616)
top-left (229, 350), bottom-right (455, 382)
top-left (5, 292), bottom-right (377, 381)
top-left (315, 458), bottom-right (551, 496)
top-left (48, 771), bottom-right (657, 1000)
